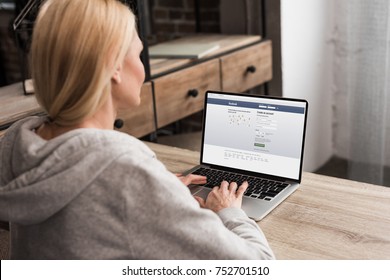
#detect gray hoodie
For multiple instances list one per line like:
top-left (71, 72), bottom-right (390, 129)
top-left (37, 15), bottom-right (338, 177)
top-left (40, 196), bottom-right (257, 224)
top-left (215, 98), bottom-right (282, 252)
top-left (0, 116), bottom-right (274, 259)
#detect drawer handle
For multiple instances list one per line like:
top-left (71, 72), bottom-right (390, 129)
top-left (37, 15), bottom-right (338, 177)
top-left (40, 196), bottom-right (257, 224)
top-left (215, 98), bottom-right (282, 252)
top-left (114, 119), bottom-right (124, 129)
top-left (246, 65), bottom-right (257, 73)
top-left (188, 89), bottom-right (199, 98)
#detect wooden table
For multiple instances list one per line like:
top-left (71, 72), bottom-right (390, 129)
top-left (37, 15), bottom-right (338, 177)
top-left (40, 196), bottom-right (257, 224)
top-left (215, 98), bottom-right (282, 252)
top-left (145, 142), bottom-right (390, 260)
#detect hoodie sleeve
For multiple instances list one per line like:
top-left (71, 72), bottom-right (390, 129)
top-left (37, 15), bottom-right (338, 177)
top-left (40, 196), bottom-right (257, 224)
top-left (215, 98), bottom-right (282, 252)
top-left (110, 152), bottom-right (275, 260)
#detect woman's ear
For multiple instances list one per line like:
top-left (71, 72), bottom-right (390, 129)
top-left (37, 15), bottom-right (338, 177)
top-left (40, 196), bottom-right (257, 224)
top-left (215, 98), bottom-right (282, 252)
top-left (112, 66), bottom-right (122, 84)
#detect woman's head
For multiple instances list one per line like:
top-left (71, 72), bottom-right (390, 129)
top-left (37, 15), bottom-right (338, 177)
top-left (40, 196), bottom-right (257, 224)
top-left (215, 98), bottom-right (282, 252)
top-left (31, 0), bottom-right (139, 126)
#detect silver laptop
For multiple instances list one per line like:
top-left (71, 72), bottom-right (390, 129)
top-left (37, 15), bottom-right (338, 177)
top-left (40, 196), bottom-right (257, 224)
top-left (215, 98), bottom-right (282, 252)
top-left (185, 91), bottom-right (308, 221)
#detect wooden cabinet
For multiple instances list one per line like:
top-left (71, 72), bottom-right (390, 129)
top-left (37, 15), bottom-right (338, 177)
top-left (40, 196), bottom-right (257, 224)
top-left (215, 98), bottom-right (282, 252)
top-left (0, 82), bottom-right (40, 131)
top-left (220, 40), bottom-right (272, 92)
top-left (0, 36), bottom-right (273, 138)
top-left (115, 82), bottom-right (155, 138)
top-left (154, 60), bottom-right (221, 128)
top-left (151, 35), bottom-right (272, 129)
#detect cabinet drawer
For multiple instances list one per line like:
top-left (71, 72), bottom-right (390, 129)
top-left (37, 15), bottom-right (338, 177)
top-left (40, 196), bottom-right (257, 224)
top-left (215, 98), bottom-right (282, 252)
top-left (221, 40), bottom-right (272, 92)
top-left (154, 59), bottom-right (221, 128)
top-left (116, 82), bottom-right (155, 138)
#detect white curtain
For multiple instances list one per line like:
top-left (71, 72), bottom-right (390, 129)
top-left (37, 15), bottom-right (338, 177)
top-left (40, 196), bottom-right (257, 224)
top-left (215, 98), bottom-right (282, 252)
top-left (335, 0), bottom-right (390, 185)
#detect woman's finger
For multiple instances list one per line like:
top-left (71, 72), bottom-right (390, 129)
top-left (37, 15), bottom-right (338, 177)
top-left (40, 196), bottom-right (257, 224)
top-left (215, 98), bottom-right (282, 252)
top-left (228, 181), bottom-right (238, 193)
top-left (219, 180), bottom-right (229, 191)
top-left (236, 181), bottom-right (249, 198)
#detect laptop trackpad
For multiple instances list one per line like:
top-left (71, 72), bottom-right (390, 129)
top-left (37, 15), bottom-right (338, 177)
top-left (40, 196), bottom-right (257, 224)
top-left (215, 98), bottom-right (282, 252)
top-left (191, 187), bottom-right (211, 200)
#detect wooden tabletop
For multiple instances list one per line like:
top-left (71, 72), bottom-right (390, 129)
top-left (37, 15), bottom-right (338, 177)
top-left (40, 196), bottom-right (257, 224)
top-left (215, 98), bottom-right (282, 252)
top-left (144, 141), bottom-right (390, 260)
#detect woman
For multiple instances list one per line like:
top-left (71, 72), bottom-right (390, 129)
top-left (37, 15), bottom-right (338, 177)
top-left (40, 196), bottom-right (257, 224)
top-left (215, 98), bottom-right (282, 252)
top-left (0, 0), bottom-right (274, 259)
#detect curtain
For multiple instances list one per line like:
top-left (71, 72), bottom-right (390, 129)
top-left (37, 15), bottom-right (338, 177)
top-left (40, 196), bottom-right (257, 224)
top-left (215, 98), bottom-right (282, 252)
top-left (335, 0), bottom-right (390, 185)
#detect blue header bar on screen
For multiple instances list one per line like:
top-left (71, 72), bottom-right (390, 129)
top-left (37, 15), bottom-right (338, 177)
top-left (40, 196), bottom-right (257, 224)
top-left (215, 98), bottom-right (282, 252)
top-left (207, 98), bottom-right (305, 114)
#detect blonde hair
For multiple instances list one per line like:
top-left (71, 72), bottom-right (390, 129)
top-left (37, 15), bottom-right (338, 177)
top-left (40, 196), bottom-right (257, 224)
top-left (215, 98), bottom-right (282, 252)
top-left (31, 0), bottom-right (136, 126)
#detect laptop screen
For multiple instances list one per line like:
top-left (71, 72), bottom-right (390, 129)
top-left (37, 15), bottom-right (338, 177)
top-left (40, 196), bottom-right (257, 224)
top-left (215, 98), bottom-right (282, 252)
top-left (201, 92), bottom-right (308, 181)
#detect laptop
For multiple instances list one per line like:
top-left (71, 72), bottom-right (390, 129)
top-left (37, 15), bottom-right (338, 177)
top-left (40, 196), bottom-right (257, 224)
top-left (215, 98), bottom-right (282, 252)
top-left (185, 90), bottom-right (308, 221)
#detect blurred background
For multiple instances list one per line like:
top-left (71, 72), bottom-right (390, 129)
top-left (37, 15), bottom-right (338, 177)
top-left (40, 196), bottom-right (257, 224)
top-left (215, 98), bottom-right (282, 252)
top-left (1, 0), bottom-right (389, 187)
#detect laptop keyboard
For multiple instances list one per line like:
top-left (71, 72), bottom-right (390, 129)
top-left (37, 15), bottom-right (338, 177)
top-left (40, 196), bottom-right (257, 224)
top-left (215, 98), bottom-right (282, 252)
top-left (192, 167), bottom-right (289, 201)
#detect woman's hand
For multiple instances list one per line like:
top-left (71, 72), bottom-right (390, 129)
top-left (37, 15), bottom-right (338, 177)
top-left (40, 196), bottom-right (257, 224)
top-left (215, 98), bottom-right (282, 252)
top-left (194, 181), bottom-right (248, 212)
top-left (175, 173), bottom-right (207, 186)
